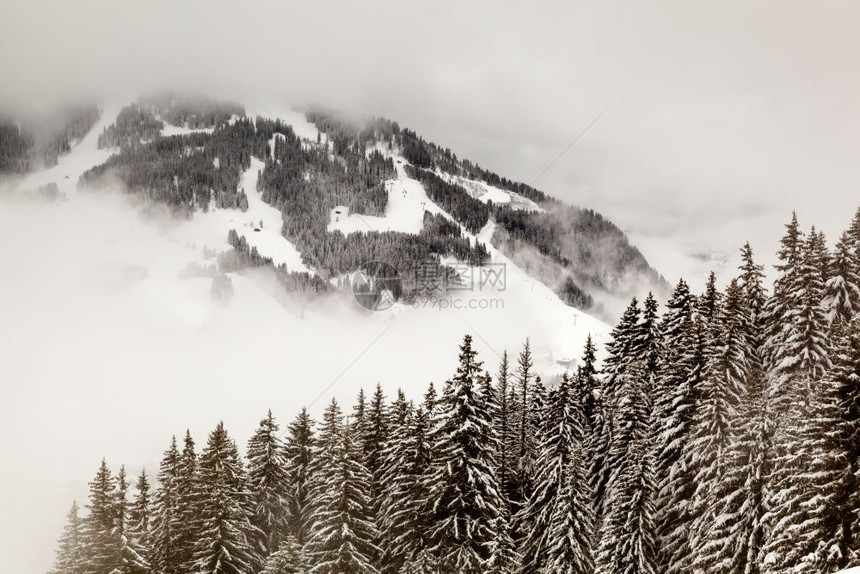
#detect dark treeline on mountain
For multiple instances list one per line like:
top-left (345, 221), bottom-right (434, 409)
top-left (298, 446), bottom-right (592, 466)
top-left (0, 104), bottom-right (99, 173)
top-left (141, 93), bottom-right (245, 129)
top-left (97, 104), bottom-right (164, 150)
top-left (81, 115), bottom-right (264, 214)
top-left (50, 207), bottom-right (860, 573)
top-left (0, 118), bottom-right (35, 173)
top-left (492, 202), bottom-right (663, 296)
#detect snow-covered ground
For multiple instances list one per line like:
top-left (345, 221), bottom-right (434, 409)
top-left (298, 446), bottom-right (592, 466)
top-left (327, 162), bottom-right (441, 235)
top-left (246, 103), bottom-right (324, 143)
top-left (436, 170), bottom-right (543, 211)
top-left (160, 121), bottom-right (214, 137)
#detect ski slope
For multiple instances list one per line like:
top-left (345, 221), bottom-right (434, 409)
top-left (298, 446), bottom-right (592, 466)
top-left (436, 170), bottom-right (543, 211)
top-left (327, 161), bottom-right (444, 235)
top-left (166, 156), bottom-right (312, 274)
top-left (14, 101), bottom-right (124, 198)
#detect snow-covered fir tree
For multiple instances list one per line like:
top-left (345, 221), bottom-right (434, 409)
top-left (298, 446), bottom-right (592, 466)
top-left (377, 404), bottom-right (432, 573)
top-left (592, 297), bottom-right (641, 522)
top-left (113, 466), bottom-right (149, 574)
top-left (495, 350), bottom-right (518, 506)
top-left (284, 408), bottom-right (315, 545)
top-left (825, 231), bottom-right (860, 327)
top-left (653, 279), bottom-right (702, 574)
top-left (307, 401), bottom-right (379, 574)
top-left (687, 280), bottom-right (750, 569)
top-left (151, 437), bottom-right (182, 574)
top-left (423, 334), bottom-right (505, 572)
top-left (50, 501), bottom-right (86, 574)
top-left (595, 357), bottom-right (659, 574)
top-left (247, 410), bottom-right (291, 554)
top-left (126, 470), bottom-right (152, 568)
top-left (517, 373), bottom-right (593, 574)
top-left (190, 422), bottom-right (261, 574)
top-left (511, 338), bottom-right (537, 511)
top-left (82, 459), bottom-right (122, 574)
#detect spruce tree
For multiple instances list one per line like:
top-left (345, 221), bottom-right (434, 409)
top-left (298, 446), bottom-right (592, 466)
top-left (190, 422), bottom-right (261, 574)
top-left (362, 383), bottom-right (389, 567)
top-left (688, 280), bottom-right (750, 568)
top-left (848, 207), bottom-right (860, 253)
top-left (175, 431), bottom-right (200, 574)
top-left (592, 298), bottom-right (641, 522)
top-left (423, 335), bottom-right (504, 572)
top-left (284, 408), bottom-right (315, 545)
top-left (378, 405), bottom-right (430, 573)
top-left (517, 373), bottom-right (593, 573)
top-left (422, 382), bottom-right (437, 417)
top-left (247, 410), bottom-right (291, 554)
top-left (127, 471), bottom-right (152, 566)
top-left (692, 243), bottom-right (771, 574)
top-left (495, 350), bottom-right (517, 504)
top-left (595, 360), bottom-right (659, 574)
top-left (151, 437), bottom-right (182, 574)
top-left (699, 272), bottom-right (723, 330)
top-left (512, 338), bottom-right (536, 509)
top-left (351, 389), bottom-right (367, 441)
top-left (307, 414), bottom-right (380, 574)
top-left (739, 242), bottom-right (767, 322)
top-left (763, 233), bottom-right (837, 572)
top-left (653, 279), bottom-right (702, 574)
top-left (576, 334), bottom-right (599, 439)
top-left (51, 501), bottom-right (87, 574)
top-left (769, 230), bottom-right (832, 408)
top-left (763, 211), bottom-right (805, 392)
top-left (824, 231), bottom-right (860, 327)
top-left (83, 459), bottom-right (123, 574)
top-left (640, 292), bottom-right (663, 379)
top-left (115, 466), bottom-right (149, 574)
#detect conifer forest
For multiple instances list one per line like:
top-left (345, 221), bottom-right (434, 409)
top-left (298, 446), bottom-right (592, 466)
top-left (48, 209), bottom-right (860, 573)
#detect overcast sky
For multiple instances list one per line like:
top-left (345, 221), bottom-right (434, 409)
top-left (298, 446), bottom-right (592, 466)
top-left (3, 0), bottom-right (859, 288)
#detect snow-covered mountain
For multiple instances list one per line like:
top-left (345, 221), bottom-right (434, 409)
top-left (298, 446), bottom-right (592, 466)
top-left (0, 96), bottom-right (662, 573)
